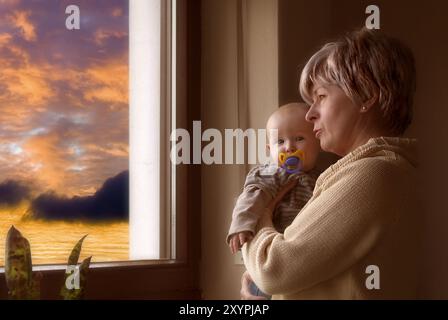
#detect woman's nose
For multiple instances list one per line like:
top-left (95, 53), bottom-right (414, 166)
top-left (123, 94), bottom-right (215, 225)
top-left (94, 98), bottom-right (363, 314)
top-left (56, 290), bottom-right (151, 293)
top-left (305, 104), bottom-right (318, 122)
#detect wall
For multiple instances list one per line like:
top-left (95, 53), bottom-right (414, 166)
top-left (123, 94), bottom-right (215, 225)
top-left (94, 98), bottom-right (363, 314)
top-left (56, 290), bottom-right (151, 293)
top-left (201, 0), bottom-right (242, 300)
top-left (201, 0), bottom-right (278, 299)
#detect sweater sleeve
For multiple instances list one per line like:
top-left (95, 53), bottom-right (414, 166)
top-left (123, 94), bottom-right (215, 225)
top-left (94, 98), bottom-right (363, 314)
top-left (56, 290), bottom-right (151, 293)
top-left (242, 159), bottom-right (410, 295)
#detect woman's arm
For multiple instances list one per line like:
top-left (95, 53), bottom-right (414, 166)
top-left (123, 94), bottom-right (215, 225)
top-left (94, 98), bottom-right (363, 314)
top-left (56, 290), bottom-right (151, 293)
top-left (238, 179), bottom-right (299, 299)
top-left (242, 160), bottom-right (411, 295)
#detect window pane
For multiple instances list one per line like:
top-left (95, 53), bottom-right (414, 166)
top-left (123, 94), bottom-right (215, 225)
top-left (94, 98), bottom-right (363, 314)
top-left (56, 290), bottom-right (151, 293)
top-left (0, 0), bottom-right (138, 265)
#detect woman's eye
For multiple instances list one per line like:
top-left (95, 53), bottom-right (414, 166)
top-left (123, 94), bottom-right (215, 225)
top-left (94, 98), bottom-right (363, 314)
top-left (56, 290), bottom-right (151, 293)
top-left (312, 94), bottom-right (325, 103)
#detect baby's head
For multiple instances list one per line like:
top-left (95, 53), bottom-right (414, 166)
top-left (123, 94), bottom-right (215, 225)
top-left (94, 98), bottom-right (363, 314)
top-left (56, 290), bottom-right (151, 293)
top-left (266, 103), bottom-right (320, 172)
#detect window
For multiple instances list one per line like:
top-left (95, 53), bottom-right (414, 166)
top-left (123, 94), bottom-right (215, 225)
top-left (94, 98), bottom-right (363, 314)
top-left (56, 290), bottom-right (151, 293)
top-left (0, 0), bottom-right (201, 298)
top-left (0, 0), bottom-right (131, 265)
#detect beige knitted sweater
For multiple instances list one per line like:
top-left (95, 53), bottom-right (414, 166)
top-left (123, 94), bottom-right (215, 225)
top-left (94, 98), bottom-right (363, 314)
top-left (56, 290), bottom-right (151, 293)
top-left (242, 137), bottom-right (420, 299)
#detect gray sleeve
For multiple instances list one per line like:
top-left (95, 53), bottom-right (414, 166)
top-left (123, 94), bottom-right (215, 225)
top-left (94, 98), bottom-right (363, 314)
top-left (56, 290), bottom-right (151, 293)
top-left (226, 185), bottom-right (273, 244)
top-left (244, 165), bottom-right (280, 198)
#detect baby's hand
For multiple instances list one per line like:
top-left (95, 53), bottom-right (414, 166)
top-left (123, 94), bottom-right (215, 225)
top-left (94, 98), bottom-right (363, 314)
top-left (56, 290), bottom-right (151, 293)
top-left (229, 231), bottom-right (254, 254)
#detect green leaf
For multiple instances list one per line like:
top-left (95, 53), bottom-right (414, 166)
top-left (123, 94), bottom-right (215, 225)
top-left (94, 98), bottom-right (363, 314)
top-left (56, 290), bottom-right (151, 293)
top-left (5, 226), bottom-right (39, 299)
top-left (67, 234), bottom-right (88, 266)
top-left (60, 235), bottom-right (91, 300)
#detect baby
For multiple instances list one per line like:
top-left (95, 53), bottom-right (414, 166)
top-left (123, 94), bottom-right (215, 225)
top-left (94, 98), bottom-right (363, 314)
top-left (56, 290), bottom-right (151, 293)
top-left (226, 102), bottom-right (321, 298)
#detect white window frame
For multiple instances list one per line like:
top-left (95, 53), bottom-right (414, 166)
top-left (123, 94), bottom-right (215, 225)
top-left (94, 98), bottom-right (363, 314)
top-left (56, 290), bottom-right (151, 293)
top-left (129, 0), bottom-right (176, 260)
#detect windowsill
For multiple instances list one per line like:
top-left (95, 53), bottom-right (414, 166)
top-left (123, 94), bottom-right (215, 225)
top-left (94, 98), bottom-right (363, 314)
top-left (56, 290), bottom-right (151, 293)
top-left (0, 258), bottom-right (200, 299)
top-left (0, 259), bottom-right (186, 273)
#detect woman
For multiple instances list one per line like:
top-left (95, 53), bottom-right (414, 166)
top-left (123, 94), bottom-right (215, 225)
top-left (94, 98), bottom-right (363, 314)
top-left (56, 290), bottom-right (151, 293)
top-left (240, 28), bottom-right (420, 299)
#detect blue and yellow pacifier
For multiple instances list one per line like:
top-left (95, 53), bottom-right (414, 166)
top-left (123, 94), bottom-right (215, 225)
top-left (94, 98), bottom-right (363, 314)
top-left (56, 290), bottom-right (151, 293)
top-left (279, 150), bottom-right (305, 174)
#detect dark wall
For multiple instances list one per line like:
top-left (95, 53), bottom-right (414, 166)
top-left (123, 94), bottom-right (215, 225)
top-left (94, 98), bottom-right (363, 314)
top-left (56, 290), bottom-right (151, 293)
top-left (278, 0), bottom-right (448, 298)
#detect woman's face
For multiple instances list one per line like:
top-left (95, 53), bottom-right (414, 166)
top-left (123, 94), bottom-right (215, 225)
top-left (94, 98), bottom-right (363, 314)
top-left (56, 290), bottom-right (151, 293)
top-left (305, 84), bottom-right (363, 156)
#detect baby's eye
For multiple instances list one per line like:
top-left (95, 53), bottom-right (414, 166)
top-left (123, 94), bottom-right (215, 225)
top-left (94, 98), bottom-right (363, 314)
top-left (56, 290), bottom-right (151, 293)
top-left (278, 139), bottom-right (284, 144)
top-left (296, 137), bottom-right (304, 142)
top-left (318, 94), bottom-right (326, 99)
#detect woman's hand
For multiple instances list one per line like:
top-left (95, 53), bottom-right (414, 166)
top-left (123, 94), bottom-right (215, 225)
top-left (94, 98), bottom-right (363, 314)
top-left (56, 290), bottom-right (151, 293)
top-left (240, 271), bottom-right (268, 300)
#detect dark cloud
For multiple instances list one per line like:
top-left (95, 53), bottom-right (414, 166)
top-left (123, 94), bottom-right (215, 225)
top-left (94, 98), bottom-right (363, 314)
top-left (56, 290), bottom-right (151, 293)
top-left (27, 170), bottom-right (128, 221)
top-left (0, 180), bottom-right (31, 207)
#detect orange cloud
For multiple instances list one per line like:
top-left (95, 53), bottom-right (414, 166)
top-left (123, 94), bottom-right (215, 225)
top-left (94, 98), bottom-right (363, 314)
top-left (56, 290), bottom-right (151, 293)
top-left (0, 35), bottom-right (51, 129)
top-left (0, 47), bottom-right (128, 191)
top-left (85, 143), bottom-right (129, 158)
top-left (83, 60), bottom-right (128, 106)
top-left (0, 0), bottom-right (20, 6)
top-left (5, 43), bottom-right (30, 64)
top-left (0, 33), bottom-right (12, 45)
top-left (9, 10), bottom-right (36, 41)
top-left (21, 133), bottom-right (69, 192)
top-left (3, 65), bottom-right (53, 105)
top-left (10, 124), bottom-right (128, 197)
top-left (111, 7), bottom-right (123, 17)
top-left (93, 29), bottom-right (127, 46)
top-left (0, 28), bottom-right (128, 197)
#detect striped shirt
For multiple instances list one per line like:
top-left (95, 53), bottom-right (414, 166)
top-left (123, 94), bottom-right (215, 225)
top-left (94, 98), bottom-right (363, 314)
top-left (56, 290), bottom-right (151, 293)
top-left (227, 164), bottom-right (320, 243)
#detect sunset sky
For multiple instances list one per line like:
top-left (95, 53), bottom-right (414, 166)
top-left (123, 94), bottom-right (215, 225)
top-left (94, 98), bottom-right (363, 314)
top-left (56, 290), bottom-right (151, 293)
top-left (0, 0), bottom-right (129, 200)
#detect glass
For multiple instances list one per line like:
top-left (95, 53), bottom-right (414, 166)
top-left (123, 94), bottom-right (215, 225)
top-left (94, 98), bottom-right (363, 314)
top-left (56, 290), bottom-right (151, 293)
top-left (0, 0), bottom-right (130, 265)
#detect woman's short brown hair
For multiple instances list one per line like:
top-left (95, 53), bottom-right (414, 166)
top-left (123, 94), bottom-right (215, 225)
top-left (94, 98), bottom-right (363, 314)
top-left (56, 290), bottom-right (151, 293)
top-left (299, 28), bottom-right (416, 135)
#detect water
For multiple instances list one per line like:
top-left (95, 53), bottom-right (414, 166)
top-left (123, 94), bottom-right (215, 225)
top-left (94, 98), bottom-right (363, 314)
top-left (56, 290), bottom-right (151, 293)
top-left (0, 202), bottom-right (128, 266)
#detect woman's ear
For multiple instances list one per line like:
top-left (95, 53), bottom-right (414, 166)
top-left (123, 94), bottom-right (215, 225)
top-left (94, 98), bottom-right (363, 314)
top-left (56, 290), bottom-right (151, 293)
top-left (361, 94), bottom-right (378, 112)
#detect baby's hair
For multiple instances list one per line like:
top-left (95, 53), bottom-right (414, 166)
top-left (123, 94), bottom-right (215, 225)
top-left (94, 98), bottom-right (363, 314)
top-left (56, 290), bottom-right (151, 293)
top-left (266, 102), bottom-right (310, 142)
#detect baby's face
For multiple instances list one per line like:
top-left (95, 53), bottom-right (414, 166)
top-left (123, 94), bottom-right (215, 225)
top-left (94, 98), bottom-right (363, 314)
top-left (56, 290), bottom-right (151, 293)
top-left (267, 111), bottom-right (320, 172)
